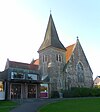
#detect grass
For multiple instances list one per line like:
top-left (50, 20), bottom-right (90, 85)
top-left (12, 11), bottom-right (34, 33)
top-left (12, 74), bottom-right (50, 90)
top-left (0, 101), bottom-right (17, 112)
top-left (38, 98), bottom-right (100, 112)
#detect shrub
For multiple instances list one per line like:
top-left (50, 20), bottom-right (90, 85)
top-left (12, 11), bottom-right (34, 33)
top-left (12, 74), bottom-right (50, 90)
top-left (51, 91), bottom-right (60, 98)
top-left (62, 87), bottom-right (100, 98)
top-left (63, 90), bottom-right (72, 98)
top-left (90, 88), bottom-right (100, 96)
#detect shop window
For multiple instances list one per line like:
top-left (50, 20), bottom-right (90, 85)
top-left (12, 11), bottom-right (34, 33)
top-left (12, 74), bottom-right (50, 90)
top-left (40, 84), bottom-right (48, 98)
top-left (11, 84), bottom-right (21, 99)
top-left (0, 81), bottom-right (3, 91)
top-left (28, 74), bottom-right (37, 80)
top-left (40, 84), bottom-right (48, 93)
top-left (11, 72), bottom-right (25, 79)
top-left (28, 85), bottom-right (36, 98)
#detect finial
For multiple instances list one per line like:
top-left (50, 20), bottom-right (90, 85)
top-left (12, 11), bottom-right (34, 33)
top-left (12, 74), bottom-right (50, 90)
top-left (50, 9), bottom-right (52, 14)
top-left (76, 36), bottom-right (79, 42)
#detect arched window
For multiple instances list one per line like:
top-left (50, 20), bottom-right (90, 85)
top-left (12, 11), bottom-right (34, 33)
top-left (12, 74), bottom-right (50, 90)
top-left (76, 62), bottom-right (84, 82)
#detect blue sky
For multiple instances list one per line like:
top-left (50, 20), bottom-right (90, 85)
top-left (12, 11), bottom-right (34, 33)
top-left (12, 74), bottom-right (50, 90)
top-left (0, 0), bottom-right (100, 79)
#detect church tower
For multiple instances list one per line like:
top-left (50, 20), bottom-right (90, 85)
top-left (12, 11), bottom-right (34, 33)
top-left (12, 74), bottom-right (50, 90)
top-left (38, 14), bottom-right (66, 93)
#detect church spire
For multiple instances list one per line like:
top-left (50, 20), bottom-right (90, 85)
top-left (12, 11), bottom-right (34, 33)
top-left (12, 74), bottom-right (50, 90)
top-left (38, 14), bottom-right (66, 52)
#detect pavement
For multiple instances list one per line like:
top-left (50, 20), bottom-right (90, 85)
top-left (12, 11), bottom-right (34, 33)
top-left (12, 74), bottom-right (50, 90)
top-left (10, 98), bottom-right (61, 112)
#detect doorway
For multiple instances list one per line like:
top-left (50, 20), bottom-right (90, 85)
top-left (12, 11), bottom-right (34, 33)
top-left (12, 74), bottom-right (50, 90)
top-left (11, 83), bottom-right (21, 99)
top-left (28, 84), bottom-right (37, 98)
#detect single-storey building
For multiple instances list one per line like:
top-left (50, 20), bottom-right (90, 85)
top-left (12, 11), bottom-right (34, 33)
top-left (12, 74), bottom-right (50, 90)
top-left (0, 59), bottom-right (41, 100)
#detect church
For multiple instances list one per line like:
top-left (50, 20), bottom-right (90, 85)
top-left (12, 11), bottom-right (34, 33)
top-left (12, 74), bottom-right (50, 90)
top-left (37, 14), bottom-right (93, 96)
top-left (0, 14), bottom-right (93, 100)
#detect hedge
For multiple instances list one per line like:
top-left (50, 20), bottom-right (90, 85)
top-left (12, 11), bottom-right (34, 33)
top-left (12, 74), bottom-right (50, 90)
top-left (62, 87), bottom-right (100, 98)
top-left (51, 91), bottom-right (60, 98)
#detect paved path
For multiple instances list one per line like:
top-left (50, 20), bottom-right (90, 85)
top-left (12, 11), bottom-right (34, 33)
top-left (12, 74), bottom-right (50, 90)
top-left (10, 98), bottom-right (61, 112)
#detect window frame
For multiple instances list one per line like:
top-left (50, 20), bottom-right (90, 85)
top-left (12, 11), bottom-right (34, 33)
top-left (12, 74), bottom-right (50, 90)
top-left (76, 62), bottom-right (84, 82)
top-left (11, 72), bottom-right (25, 79)
top-left (27, 74), bottom-right (38, 80)
top-left (56, 54), bottom-right (62, 62)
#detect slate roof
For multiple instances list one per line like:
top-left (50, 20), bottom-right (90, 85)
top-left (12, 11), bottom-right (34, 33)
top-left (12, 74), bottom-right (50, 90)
top-left (38, 14), bottom-right (66, 52)
top-left (7, 60), bottom-right (38, 70)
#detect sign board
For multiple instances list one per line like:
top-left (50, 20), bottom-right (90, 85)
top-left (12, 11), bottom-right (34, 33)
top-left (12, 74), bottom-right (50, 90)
top-left (0, 92), bottom-right (5, 100)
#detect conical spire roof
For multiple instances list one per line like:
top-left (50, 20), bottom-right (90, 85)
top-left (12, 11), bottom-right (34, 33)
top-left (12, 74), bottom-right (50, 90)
top-left (38, 14), bottom-right (66, 52)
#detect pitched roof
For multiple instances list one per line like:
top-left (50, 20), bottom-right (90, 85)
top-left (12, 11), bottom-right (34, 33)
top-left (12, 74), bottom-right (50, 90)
top-left (38, 14), bottom-right (66, 52)
top-left (94, 76), bottom-right (100, 79)
top-left (66, 44), bottom-right (76, 62)
top-left (7, 60), bottom-right (38, 70)
top-left (33, 59), bottom-right (39, 65)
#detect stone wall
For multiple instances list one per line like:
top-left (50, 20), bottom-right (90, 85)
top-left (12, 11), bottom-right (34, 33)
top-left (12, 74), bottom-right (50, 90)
top-left (64, 41), bottom-right (93, 89)
top-left (39, 47), bottom-right (66, 92)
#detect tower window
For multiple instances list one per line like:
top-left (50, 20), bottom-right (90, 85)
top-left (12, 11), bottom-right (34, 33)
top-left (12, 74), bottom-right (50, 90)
top-left (43, 55), bottom-right (45, 62)
top-left (56, 54), bottom-right (58, 61)
top-left (43, 55), bottom-right (48, 62)
top-left (59, 55), bottom-right (61, 62)
top-left (56, 54), bottom-right (62, 62)
top-left (45, 55), bottom-right (48, 62)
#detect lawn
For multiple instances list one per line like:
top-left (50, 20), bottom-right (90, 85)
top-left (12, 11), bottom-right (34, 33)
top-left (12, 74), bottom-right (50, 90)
top-left (38, 98), bottom-right (100, 112)
top-left (0, 101), bottom-right (17, 112)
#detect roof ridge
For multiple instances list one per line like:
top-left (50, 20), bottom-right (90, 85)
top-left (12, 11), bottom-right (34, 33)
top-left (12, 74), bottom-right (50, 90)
top-left (9, 60), bottom-right (30, 65)
top-left (66, 43), bottom-right (76, 48)
top-left (8, 60), bottom-right (39, 70)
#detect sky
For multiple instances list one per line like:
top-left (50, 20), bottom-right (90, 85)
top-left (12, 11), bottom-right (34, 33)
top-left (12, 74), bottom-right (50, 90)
top-left (0, 0), bottom-right (100, 79)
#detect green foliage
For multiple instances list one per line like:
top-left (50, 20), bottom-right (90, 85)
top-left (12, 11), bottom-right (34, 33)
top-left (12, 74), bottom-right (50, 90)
top-left (62, 87), bottom-right (100, 98)
top-left (62, 90), bottom-right (72, 98)
top-left (90, 88), bottom-right (100, 96)
top-left (51, 91), bottom-right (60, 98)
top-left (94, 85), bottom-right (100, 88)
